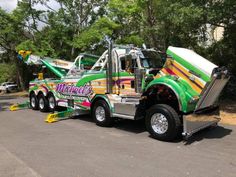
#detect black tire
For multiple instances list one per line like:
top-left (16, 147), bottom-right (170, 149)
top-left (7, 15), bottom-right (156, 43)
top-left (47, 93), bottom-right (57, 112)
top-left (92, 100), bottom-right (113, 127)
top-left (38, 94), bottom-right (49, 112)
top-left (145, 104), bottom-right (181, 141)
top-left (30, 93), bottom-right (39, 110)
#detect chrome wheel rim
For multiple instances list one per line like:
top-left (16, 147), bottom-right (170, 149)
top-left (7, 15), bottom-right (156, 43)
top-left (39, 98), bottom-right (44, 109)
top-left (151, 113), bottom-right (168, 134)
top-left (95, 106), bottom-right (105, 122)
top-left (31, 97), bottom-right (36, 108)
top-left (49, 97), bottom-right (55, 109)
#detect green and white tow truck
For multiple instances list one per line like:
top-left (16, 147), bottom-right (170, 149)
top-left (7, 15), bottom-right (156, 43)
top-left (13, 39), bottom-right (229, 141)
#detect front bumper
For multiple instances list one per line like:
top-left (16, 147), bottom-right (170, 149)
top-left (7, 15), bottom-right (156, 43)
top-left (182, 107), bottom-right (220, 138)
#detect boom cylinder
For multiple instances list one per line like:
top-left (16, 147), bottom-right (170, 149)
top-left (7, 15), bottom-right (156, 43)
top-left (41, 60), bottom-right (64, 78)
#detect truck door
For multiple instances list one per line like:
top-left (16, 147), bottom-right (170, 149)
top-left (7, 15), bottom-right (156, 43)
top-left (118, 55), bottom-right (137, 96)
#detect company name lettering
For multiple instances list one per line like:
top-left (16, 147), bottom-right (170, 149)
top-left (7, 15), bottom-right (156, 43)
top-left (56, 84), bottom-right (93, 96)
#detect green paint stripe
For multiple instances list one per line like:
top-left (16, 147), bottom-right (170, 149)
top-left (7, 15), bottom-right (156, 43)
top-left (29, 85), bottom-right (39, 91)
top-left (75, 104), bottom-right (90, 110)
top-left (146, 76), bottom-right (199, 112)
top-left (56, 109), bottom-right (74, 118)
top-left (18, 101), bottom-right (30, 108)
top-left (76, 72), bottom-right (133, 86)
top-left (167, 49), bottom-right (211, 82)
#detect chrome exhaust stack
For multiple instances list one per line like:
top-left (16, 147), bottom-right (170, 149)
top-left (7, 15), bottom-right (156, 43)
top-left (134, 68), bottom-right (145, 93)
top-left (105, 36), bottom-right (113, 94)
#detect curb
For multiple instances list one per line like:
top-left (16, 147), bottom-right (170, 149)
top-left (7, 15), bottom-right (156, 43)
top-left (0, 91), bottom-right (28, 97)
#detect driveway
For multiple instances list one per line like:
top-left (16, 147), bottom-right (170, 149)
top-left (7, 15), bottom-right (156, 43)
top-left (0, 96), bottom-right (236, 177)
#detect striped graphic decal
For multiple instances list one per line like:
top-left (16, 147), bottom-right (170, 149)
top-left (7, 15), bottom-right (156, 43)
top-left (172, 63), bottom-right (203, 90)
top-left (161, 59), bottom-right (206, 94)
top-left (167, 48), bottom-right (211, 82)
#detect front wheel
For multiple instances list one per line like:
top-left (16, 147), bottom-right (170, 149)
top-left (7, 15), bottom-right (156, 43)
top-left (145, 104), bottom-right (181, 141)
top-left (92, 100), bottom-right (113, 127)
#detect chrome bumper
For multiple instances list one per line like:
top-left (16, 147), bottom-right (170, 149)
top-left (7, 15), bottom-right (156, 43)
top-left (182, 107), bottom-right (220, 138)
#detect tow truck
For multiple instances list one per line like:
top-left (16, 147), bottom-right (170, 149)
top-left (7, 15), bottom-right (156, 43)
top-left (14, 38), bottom-right (229, 141)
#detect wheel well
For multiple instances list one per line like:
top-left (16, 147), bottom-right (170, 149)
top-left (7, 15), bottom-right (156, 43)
top-left (143, 84), bottom-right (181, 113)
top-left (29, 91), bottom-right (35, 97)
top-left (91, 96), bottom-right (110, 111)
top-left (47, 92), bottom-right (54, 98)
top-left (37, 91), bottom-right (44, 97)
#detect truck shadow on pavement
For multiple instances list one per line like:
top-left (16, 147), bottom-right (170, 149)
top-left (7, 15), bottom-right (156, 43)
top-left (114, 119), bottom-right (147, 134)
top-left (76, 115), bottom-right (146, 134)
top-left (184, 125), bottom-right (232, 145)
top-left (76, 116), bottom-right (232, 143)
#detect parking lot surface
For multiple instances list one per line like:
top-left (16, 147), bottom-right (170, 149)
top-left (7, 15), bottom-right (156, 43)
top-left (0, 96), bottom-right (236, 177)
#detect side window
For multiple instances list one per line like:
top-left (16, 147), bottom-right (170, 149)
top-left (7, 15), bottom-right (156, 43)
top-left (119, 54), bottom-right (134, 72)
top-left (120, 56), bottom-right (126, 70)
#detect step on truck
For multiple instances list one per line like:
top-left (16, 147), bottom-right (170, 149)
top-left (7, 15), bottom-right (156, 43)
top-left (18, 38), bottom-right (229, 141)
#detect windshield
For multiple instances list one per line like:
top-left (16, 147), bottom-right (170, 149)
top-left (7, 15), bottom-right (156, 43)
top-left (140, 50), bottom-right (163, 68)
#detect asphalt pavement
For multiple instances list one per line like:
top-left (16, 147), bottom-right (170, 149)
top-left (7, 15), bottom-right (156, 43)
top-left (0, 96), bottom-right (236, 177)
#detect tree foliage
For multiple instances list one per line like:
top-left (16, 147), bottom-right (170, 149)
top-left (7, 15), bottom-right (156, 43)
top-left (0, 0), bottom-right (235, 94)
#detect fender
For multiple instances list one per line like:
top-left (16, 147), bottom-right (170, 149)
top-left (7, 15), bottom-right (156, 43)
top-left (29, 85), bottom-right (47, 97)
top-left (145, 75), bottom-right (199, 113)
top-left (91, 94), bottom-right (112, 111)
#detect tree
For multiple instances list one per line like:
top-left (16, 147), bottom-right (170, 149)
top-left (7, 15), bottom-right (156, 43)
top-left (107, 0), bottom-right (144, 46)
top-left (0, 0), bottom-right (236, 95)
top-left (73, 17), bottom-right (120, 52)
top-left (15, 0), bottom-right (109, 59)
top-left (0, 7), bottom-right (30, 88)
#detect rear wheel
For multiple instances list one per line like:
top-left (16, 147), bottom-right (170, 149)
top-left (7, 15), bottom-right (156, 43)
top-left (48, 94), bottom-right (56, 112)
top-left (92, 100), bottom-right (113, 127)
top-left (145, 104), bottom-right (181, 141)
top-left (38, 94), bottom-right (49, 112)
top-left (30, 93), bottom-right (38, 110)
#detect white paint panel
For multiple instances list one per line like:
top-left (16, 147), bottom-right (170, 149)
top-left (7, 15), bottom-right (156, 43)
top-left (168, 46), bottom-right (218, 77)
